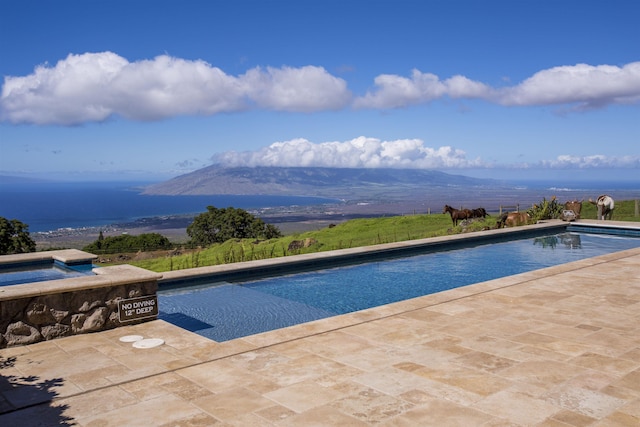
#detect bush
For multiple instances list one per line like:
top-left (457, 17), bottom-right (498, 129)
top-left (83, 232), bottom-right (172, 254)
top-left (527, 196), bottom-right (564, 222)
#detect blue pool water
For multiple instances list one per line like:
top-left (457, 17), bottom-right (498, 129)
top-left (0, 261), bottom-right (95, 287)
top-left (158, 231), bottom-right (640, 342)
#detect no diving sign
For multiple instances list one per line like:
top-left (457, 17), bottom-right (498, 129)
top-left (118, 295), bottom-right (158, 322)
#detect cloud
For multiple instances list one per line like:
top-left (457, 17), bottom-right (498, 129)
top-left (213, 137), bottom-right (640, 171)
top-left (353, 70), bottom-right (492, 109)
top-left (0, 52), bottom-right (350, 125)
top-left (174, 159), bottom-right (201, 169)
top-left (2, 52), bottom-right (639, 125)
top-left (497, 63), bottom-right (640, 110)
top-left (241, 66), bottom-right (351, 112)
top-left (212, 137), bottom-right (484, 169)
top-left (353, 63), bottom-right (640, 110)
top-left (539, 154), bottom-right (640, 169)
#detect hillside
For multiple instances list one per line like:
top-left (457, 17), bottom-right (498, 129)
top-left (142, 165), bottom-right (504, 198)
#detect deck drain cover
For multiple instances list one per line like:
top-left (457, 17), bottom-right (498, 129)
top-left (119, 335), bottom-right (144, 342)
top-left (133, 338), bottom-right (165, 349)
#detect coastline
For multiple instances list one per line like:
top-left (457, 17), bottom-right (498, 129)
top-left (30, 199), bottom-right (440, 250)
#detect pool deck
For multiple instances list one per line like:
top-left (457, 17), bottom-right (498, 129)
top-left (1, 220), bottom-right (640, 426)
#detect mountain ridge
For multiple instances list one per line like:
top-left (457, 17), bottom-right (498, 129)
top-left (142, 165), bottom-right (505, 197)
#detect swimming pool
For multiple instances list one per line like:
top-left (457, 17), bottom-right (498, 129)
top-left (0, 260), bottom-right (95, 287)
top-left (158, 229), bottom-right (640, 342)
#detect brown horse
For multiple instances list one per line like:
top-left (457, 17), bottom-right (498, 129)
top-left (471, 207), bottom-right (488, 218)
top-left (443, 205), bottom-right (471, 226)
top-left (496, 212), bottom-right (530, 228)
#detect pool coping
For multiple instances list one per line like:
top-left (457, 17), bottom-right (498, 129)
top-left (0, 248), bottom-right (97, 268)
top-left (0, 263), bottom-right (162, 301)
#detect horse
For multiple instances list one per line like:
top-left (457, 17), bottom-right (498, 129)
top-left (588, 195), bottom-right (614, 220)
top-left (496, 212), bottom-right (530, 228)
top-left (471, 207), bottom-right (488, 219)
top-left (443, 205), bottom-right (471, 226)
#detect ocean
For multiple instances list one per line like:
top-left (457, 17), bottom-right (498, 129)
top-left (0, 179), bottom-right (638, 233)
top-left (0, 181), bottom-right (338, 232)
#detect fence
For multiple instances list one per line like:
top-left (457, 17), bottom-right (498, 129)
top-left (425, 204), bottom-right (522, 215)
top-left (499, 204), bottom-right (520, 214)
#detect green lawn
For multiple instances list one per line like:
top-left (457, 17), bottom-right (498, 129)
top-left (130, 199), bottom-right (640, 273)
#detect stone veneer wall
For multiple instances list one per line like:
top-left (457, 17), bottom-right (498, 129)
top-left (1, 280), bottom-right (157, 348)
top-left (0, 252), bottom-right (161, 348)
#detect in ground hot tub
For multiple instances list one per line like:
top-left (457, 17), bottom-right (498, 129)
top-left (0, 249), bottom-right (96, 287)
top-left (0, 250), bottom-right (161, 348)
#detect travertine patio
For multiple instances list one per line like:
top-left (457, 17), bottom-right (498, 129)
top-left (1, 224), bottom-right (639, 426)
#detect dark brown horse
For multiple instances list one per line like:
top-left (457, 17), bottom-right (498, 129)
top-left (471, 207), bottom-right (488, 218)
top-left (443, 205), bottom-right (471, 226)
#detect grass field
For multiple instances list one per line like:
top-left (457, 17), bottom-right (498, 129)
top-left (129, 199), bottom-right (640, 273)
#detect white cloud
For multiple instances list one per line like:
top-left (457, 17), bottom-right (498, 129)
top-left (445, 75), bottom-right (494, 99)
top-left (353, 70), bottom-right (493, 109)
top-left (0, 52), bottom-right (351, 125)
top-left (497, 63), bottom-right (640, 109)
top-left (353, 62), bottom-right (640, 110)
top-left (114, 55), bottom-right (247, 120)
top-left (2, 52), bottom-right (639, 125)
top-left (540, 154), bottom-right (640, 168)
top-left (213, 137), bottom-right (640, 171)
top-left (352, 70), bottom-right (441, 109)
top-left (241, 66), bottom-right (351, 111)
top-left (212, 137), bottom-right (484, 169)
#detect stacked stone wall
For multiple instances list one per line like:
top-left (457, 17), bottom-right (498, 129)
top-left (0, 280), bottom-right (157, 348)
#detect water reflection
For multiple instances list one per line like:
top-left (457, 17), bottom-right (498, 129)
top-left (533, 233), bottom-right (581, 249)
top-left (560, 233), bottom-right (582, 249)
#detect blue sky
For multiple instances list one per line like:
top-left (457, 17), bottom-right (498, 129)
top-left (1, 0), bottom-right (639, 183)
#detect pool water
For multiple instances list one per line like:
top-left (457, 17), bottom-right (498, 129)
top-left (0, 261), bottom-right (95, 287)
top-left (158, 232), bottom-right (640, 342)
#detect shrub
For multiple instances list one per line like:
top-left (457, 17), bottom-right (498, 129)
top-left (527, 196), bottom-right (564, 222)
top-left (83, 232), bottom-right (172, 254)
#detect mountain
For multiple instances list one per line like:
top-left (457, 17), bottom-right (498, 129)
top-left (143, 165), bottom-right (504, 199)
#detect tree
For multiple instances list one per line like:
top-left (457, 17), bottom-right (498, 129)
top-left (0, 217), bottom-right (36, 255)
top-left (187, 206), bottom-right (282, 246)
top-left (97, 230), bottom-right (104, 249)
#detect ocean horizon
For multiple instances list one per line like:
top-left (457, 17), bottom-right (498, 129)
top-left (0, 181), bottom-right (339, 233)
top-left (0, 179), bottom-right (638, 233)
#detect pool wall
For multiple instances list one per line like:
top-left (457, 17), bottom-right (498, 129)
top-left (0, 250), bottom-right (161, 348)
top-left (567, 221), bottom-right (640, 237)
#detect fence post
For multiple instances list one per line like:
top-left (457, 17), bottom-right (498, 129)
top-left (635, 200), bottom-right (639, 217)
